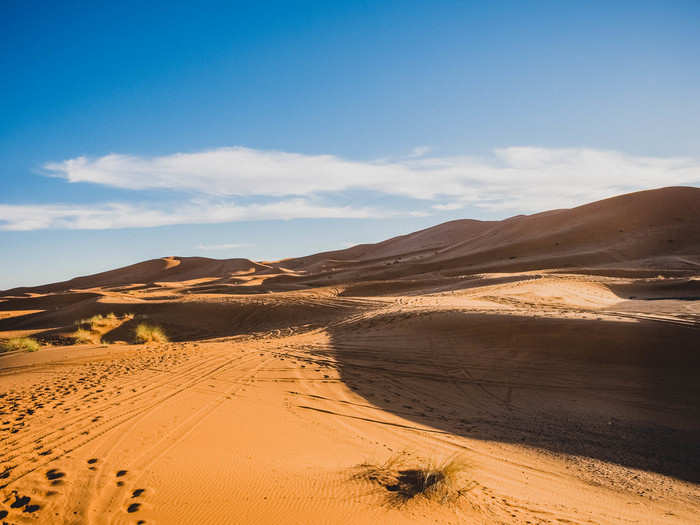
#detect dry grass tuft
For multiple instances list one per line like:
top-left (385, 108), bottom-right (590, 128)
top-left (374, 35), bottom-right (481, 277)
top-left (72, 313), bottom-right (134, 344)
top-left (75, 314), bottom-right (111, 330)
top-left (1, 336), bottom-right (40, 353)
top-left (72, 328), bottom-right (100, 344)
top-left (356, 452), bottom-right (472, 505)
top-left (134, 323), bottom-right (168, 344)
top-left (76, 312), bottom-right (124, 327)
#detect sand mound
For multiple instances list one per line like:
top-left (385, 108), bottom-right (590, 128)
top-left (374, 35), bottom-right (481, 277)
top-left (3, 257), bottom-right (269, 295)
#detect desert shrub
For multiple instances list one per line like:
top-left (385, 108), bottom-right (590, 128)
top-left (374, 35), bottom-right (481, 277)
top-left (72, 328), bottom-right (99, 344)
top-left (356, 452), bottom-right (472, 504)
top-left (75, 312), bottom-right (132, 329)
top-left (1, 337), bottom-right (40, 353)
top-left (71, 313), bottom-right (135, 345)
top-left (134, 323), bottom-right (168, 344)
top-left (75, 316), bottom-right (96, 329)
top-left (89, 314), bottom-right (106, 325)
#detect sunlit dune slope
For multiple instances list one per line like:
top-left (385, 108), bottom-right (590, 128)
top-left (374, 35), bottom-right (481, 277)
top-left (278, 186), bottom-right (699, 279)
top-left (3, 257), bottom-right (271, 295)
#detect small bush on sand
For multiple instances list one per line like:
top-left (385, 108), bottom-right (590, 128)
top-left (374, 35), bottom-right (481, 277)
top-left (75, 313), bottom-right (120, 329)
top-left (71, 313), bottom-right (135, 345)
top-left (1, 337), bottom-right (40, 353)
top-left (83, 314), bottom-right (107, 328)
top-left (89, 314), bottom-right (107, 326)
top-left (134, 323), bottom-right (168, 344)
top-left (355, 452), bottom-right (472, 505)
top-left (72, 328), bottom-right (99, 344)
top-left (75, 316), bottom-right (97, 329)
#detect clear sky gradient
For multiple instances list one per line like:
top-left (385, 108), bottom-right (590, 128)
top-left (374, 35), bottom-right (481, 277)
top-left (2, 1), bottom-right (699, 289)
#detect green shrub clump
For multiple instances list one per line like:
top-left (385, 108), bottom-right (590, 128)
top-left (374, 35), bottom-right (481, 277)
top-left (1, 337), bottom-right (40, 353)
top-left (134, 323), bottom-right (168, 344)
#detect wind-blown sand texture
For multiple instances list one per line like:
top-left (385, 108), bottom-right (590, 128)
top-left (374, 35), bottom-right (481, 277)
top-left (0, 186), bottom-right (698, 524)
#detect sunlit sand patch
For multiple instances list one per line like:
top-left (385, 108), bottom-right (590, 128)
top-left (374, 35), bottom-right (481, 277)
top-left (0, 310), bottom-right (44, 320)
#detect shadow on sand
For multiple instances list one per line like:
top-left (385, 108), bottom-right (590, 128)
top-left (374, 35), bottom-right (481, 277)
top-left (325, 311), bottom-right (700, 482)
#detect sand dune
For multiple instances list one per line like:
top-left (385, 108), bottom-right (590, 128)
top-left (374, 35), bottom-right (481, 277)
top-left (4, 257), bottom-right (270, 296)
top-left (1, 186), bottom-right (699, 524)
top-left (278, 186), bottom-right (699, 278)
top-left (3, 186), bottom-right (698, 298)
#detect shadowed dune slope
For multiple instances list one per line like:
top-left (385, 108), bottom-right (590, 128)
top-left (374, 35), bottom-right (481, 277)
top-left (325, 311), bottom-right (700, 482)
top-left (0, 293), bottom-right (372, 342)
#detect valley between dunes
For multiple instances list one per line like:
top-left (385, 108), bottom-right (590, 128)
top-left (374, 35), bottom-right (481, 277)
top-left (0, 187), bottom-right (699, 524)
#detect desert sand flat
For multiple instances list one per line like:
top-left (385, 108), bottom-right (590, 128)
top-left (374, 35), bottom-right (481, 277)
top-left (1, 187), bottom-right (699, 524)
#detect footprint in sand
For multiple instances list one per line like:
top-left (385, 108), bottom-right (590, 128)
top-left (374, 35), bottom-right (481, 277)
top-left (11, 495), bottom-right (31, 508)
top-left (46, 469), bottom-right (65, 481)
top-left (116, 469), bottom-right (128, 486)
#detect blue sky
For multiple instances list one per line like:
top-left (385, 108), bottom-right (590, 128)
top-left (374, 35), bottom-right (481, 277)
top-left (2, 0), bottom-right (699, 289)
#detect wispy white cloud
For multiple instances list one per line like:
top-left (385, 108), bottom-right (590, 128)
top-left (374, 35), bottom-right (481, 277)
top-left (0, 199), bottom-right (390, 231)
top-left (408, 145), bottom-right (431, 158)
top-left (196, 242), bottom-right (252, 250)
top-left (432, 202), bottom-right (465, 211)
top-left (43, 146), bottom-right (700, 214)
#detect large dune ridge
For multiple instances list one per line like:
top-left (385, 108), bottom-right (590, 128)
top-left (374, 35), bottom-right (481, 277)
top-left (0, 186), bottom-right (698, 524)
top-left (4, 186), bottom-right (699, 298)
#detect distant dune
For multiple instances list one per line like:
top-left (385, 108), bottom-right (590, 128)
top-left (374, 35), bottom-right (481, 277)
top-left (279, 185), bottom-right (699, 279)
top-left (3, 186), bottom-right (698, 296)
top-left (4, 257), bottom-right (272, 295)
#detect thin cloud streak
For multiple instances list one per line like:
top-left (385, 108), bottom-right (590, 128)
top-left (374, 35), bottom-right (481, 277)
top-left (408, 145), bottom-right (431, 157)
top-left (0, 199), bottom-right (390, 231)
top-left (196, 242), bottom-right (253, 250)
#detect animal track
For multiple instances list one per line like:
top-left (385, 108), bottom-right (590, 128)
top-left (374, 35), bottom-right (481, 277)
top-left (0, 340), bottom-right (249, 521)
top-left (10, 494), bottom-right (30, 508)
top-left (46, 468), bottom-right (65, 481)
